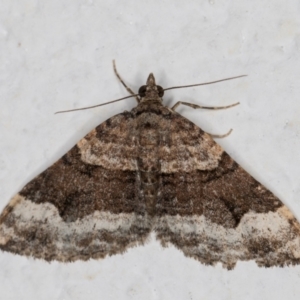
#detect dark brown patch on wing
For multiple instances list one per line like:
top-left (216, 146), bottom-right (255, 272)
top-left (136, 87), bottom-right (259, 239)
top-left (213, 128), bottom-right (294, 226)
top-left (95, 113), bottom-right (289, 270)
top-left (20, 145), bottom-right (142, 222)
top-left (157, 151), bottom-right (282, 228)
top-left (201, 152), bottom-right (283, 227)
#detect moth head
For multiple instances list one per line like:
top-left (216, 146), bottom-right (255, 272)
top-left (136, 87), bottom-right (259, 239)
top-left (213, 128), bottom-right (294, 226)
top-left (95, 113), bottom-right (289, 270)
top-left (138, 73), bottom-right (164, 102)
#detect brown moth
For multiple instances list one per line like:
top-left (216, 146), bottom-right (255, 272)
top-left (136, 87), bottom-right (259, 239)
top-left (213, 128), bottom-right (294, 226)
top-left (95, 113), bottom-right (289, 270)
top-left (0, 63), bottom-right (299, 270)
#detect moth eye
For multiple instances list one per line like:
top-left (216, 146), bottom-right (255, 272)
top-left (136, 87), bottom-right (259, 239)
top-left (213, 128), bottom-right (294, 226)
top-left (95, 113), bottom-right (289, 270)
top-left (157, 86), bottom-right (164, 97)
top-left (138, 85), bottom-right (147, 97)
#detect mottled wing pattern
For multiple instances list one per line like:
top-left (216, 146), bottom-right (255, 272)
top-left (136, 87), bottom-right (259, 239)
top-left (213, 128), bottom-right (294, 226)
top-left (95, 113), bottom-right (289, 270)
top-left (0, 112), bottom-right (152, 261)
top-left (154, 112), bottom-right (300, 269)
top-left (1, 96), bottom-right (300, 269)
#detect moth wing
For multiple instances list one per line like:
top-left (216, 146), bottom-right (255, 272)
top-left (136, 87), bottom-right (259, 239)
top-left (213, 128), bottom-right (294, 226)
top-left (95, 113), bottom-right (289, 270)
top-left (0, 112), bottom-right (151, 261)
top-left (155, 113), bottom-right (300, 269)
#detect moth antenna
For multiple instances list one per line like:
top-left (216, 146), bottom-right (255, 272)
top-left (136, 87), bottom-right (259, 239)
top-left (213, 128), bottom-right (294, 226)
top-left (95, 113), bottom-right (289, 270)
top-left (55, 74), bottom-right (247, 114)
top-left (55, 94), bottom-right (139, 114)
top-left (164, 75), bottom-right (247, 91)
top-left (113, 60), bottom-right (139, 100)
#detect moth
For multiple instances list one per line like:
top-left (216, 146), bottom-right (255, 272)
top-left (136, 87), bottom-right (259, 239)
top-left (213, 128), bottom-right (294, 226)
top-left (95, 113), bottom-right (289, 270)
top-left (1, 62), bottom-right (299, 270)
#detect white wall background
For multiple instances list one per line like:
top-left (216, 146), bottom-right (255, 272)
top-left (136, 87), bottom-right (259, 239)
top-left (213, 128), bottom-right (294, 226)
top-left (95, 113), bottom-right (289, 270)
top-left (1, 1), bottom-right (300, 299)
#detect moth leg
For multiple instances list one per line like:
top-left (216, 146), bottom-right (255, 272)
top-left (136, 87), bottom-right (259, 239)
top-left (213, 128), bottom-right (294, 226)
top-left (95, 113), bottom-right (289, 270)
top-left (113, 60), bottom-right (140, 103)
top-left (171, 101), bottom-right (239, 111)
top-left (206, 128), bottom-right (232, 138)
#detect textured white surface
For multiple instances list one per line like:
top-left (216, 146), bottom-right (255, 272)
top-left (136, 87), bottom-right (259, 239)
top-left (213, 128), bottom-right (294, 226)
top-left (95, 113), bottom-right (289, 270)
top-left (1, 0), bottom-right (300, 299)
